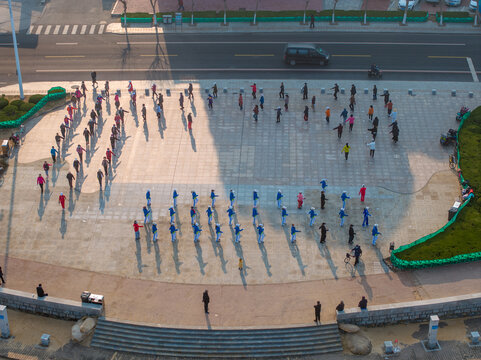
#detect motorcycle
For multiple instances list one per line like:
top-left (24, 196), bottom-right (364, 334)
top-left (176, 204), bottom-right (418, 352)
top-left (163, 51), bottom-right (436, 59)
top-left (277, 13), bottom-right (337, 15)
top-left (456, 106), bottom-right (470, 122)
top-left (368, 67), bottom-right (382, 79)
top-left (440, 129), bottom-right (457, 146)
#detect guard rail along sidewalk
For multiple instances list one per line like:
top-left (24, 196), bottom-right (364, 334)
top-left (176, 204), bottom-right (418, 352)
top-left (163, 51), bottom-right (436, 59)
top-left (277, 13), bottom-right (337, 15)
top-left (390, 111), bottom-right (480, 269)
top-left (337, 293), bottom-right (481, 326)
top-left (0, 288), bottom-right (103, 320)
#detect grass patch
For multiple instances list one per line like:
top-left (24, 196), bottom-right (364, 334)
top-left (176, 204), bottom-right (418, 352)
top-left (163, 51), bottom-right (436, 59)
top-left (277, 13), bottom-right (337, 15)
top-left (396, 106), bottom-right (481, 261)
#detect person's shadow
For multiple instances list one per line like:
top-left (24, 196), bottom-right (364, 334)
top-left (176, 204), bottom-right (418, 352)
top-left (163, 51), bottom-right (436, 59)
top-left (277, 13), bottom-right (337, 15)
top-left (143, 120), bottom-right (149, 142)
top-left (172, 240), bottom-right (182, 274)
top-left (135, 239), bottom-right (144, 273)
top-left (68, 188), bottom-right (76, 216)
top-left (154, 241), bottom-right (161, 274)
top-left (195, 243), bottom-right (207, 275)
top-left (98, 191), bottom-right (105, 214)
top-left (189, 130), bottom-right (197, 152)
top-left (258, 243), bottom-right (272, 277)
top-left (59, 211), bottom-right (67, 238)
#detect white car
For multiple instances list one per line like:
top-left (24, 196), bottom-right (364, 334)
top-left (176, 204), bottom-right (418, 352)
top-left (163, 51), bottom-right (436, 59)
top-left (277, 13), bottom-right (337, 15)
top-left (398, 0), bottom-right (420, 10)
top-left (469, 0), bottom-right (479, 10)
top-left (445, 0), bottom-right (461, 5)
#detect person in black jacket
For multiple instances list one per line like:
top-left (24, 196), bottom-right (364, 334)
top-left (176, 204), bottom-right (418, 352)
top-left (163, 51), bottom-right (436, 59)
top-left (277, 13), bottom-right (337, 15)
top-left (349, 225), bottom-right (355, 244)
top-left (358, 296), bottom-right (368, 310)
top-left (202, 290), bottom-right (210, 314)
top-left (36, 284), bottom-right (48, 297)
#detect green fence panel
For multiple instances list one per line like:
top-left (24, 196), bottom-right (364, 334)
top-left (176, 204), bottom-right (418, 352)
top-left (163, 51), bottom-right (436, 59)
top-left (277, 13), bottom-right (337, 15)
top-left (0, 87), bottom-right (66, 129)
top-left (122, 17), bottom-right (152, 23)
top-left (436, 15), bottom-right (473, 23)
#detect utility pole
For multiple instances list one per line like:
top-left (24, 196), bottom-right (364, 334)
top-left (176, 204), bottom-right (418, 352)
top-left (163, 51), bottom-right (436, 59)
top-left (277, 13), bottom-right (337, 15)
top-left (7, 0), bottom-right (23, 99)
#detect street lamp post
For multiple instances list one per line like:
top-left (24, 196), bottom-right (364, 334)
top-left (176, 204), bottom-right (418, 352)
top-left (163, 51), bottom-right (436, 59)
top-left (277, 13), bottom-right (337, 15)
top-left (7, 0), bottom-right (24, 99)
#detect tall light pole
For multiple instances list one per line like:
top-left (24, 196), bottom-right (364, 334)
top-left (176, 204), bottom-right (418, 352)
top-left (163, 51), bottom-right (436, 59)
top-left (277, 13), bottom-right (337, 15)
top-left (8, 0), bottom-right (23, 99)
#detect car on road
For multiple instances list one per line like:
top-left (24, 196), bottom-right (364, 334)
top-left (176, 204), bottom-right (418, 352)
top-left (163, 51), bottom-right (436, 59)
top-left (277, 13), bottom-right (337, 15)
top-left (469, 0), bottom-right (478, 10)
top-left (398, 0), bottom-right (420, 10)
top-left (445, 0), bottom-right (461, 5)
top-left (284, 43), bottom-right (330, 66)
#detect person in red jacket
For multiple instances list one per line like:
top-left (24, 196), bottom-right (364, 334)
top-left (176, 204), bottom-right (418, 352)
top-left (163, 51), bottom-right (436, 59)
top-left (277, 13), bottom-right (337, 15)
top-left (250, 83), bottom-right (257, 99)
top-left (59, 193), bottom-right (66, 209)
top-left (359, 184), bottom-right (367, 202)
top-left (133, 220), bottom-right (143, 240)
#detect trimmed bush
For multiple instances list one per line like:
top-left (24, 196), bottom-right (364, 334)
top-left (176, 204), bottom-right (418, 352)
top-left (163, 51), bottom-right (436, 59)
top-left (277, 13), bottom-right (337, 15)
top-left (47, 88), bottom-right (65, 95)
top-left (19, 102), bottom-right (35, 112)
top-left (0, 97), bottom-right (8, 110)
top-left (9, 100), bottom-right (25, 109)
top-left (126, 12), bottom-right (153, 18)
top-left (28, 94), bottom-right (44, 104)
top-left (3, 105), bottom-right (17, 116)
top-left (437, 11), bottom-right (471, 17)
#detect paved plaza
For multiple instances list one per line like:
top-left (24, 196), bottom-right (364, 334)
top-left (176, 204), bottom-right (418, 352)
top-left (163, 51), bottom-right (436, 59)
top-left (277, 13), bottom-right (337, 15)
top-left (0, 79), bottom-right (479, 326)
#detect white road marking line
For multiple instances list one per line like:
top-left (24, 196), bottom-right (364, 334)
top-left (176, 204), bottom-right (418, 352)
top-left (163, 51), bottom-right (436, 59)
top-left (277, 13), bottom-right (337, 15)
top-left (55, 42), bottom-right (78, 46)
top-left (89, 25), bottom-right (96, 35)
top-left (27, 25), bottom-right (34, 35)
top-left (98, 24), bottom-right (105, 34)
top-left (71, 25), bottom-right (78, 35)
top-left (0, 43), bottom-right (18, 45)
top-left (44, 25), bottom-right (51, 35)
top-left (116, 41), bottom-right (466, 46)
top-left (80, 25), bottom-right (87, 35)
top-left (466, 57), bottom-right (479, 82)
top-left (62, 25), bottom-right (70, 35)
top-left (35, 25), bottom-right (43, 35)
top-left (53, 25), bottom-right (61, 35)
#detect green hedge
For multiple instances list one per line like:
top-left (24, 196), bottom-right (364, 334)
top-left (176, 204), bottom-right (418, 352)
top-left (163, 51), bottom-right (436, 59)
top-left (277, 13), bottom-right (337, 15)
top-left (0, 97), bottom-right (9, 110)
top-left (28, 94), bottom-right (44, 104)
top-left (0, 87), bottom-right (66, 128)
top-left (436, 12), bottom-right (473, 22)
top-left (391, 107), bottom-right (481, 269)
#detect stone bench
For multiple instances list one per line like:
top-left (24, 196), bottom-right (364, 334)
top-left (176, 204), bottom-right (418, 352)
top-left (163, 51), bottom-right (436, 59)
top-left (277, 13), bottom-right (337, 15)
top-left (337, 293), bottom-right (481, 326)
top-left (0, 288), bottom-right (103, 320)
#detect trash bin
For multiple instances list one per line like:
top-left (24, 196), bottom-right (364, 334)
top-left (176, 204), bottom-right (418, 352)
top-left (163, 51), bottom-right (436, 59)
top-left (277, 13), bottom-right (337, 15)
top-left (163, 15), bottom-right (172, 24)
top-left (1, 140), bottom-right (8, 156)
top-left (448, 201), bottom-right (461, 221)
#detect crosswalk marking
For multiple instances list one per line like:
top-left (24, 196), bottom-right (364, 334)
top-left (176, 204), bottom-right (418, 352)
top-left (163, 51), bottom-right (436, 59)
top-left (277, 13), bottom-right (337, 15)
top-left (89, 25), bottom-right (96, 35)
top-left (27, 24), bottom-right (106, 36)
top-left (98, 24), bottom-right (105, 34)
top-left (44, 25), bottom-right (51, 35)
top-left (35, 25), bottom-right (43, 35)
top-left (80, 25), bottom-right (87, 35)
top-left (71, 25), bottom-right (78, 35)
top-left (27, 25), bottom-right (33, 35)
top-left (62, 25), bottom-right (69, 35)
top-left (53, 25), bottom-right (60, 35)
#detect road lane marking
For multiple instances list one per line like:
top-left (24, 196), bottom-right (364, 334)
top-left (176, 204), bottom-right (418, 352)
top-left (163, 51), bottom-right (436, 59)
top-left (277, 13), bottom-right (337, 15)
top-left (116, 41), bottom-right (465, 46)
top-left (428, 55), bottom-right (466, 59)
top-left (80, 25), bottom-right (87, 35)
top-left (332, 54), bottom-right (371, 57)
top-left (71, 25), bottom-right (78, 35)
top-left (0, 43), bottom-right (18, 46)
top-left (62, 25), bottom-right (70, 35)
top-left (466, 57), bottom-right (479, 82)
top-left (98, 24), bottom-right (105, 34)
top-left (44, 25), bottom-right (51, 35)
top-left (89, 25), bottom-right (96, 35)
top-left (35, 25), bottom-right (43, 35)
top-left (140, 54), bottom-right (178, 57)
top-left (44, 55), bottom-right (85, 58)
top-left (53, 25), bottom-right (60, 35)
top-left (27, 25), bottom-right (34, 35)
top-left (55, 42), bottom-right (78, 46)
top-left (235, 54), bottom-right (275, 57)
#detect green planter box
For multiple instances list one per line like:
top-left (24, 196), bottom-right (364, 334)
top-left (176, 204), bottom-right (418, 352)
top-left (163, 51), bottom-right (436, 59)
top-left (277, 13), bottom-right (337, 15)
top-left (436, 15), bottom-right (473, 23)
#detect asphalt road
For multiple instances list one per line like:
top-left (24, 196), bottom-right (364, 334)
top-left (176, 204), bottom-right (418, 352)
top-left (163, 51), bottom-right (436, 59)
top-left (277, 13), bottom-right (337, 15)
top-left (0, 31), bottom-right (480, 84)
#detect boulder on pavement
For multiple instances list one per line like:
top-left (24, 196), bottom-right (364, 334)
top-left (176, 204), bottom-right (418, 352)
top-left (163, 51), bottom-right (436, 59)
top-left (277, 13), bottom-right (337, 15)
top-left (345, 333), bottom-right (372, 355)
top-left (339, 323), bottom-right (360, 333)
top-left (72, 317), bottom-right (97, 342)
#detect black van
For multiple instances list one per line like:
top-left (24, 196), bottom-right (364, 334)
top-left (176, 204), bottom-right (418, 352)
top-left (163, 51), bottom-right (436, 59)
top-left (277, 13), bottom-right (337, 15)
top-left (284, 43), bottom-right (330, 66)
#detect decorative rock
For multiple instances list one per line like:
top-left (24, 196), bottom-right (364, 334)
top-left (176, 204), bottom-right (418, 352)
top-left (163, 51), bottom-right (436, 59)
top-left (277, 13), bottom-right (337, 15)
top-left (223, 87), bottom-right (228, 93)
top-left (432, 89), bottom-right (437, 95)
top-left (321, 88), bottom-right (325, 94)
top-left (144, 88), bottom-right (149, 96)
top-left (469, 92), bottom-right (474, 98)
top-left (184, 89), bottom-right (189, 96)
top-left (451, 90), bottom-right (456, 97)
top-left (345, 333), bottom-right (372, 355)
top-left (408, 89), bottom-right (413, 95)
top-left (205, 88), bottom-right (209, 94)
top-left (259, 88), bottom-right (263, 94)
top-left (364, 88), bottom-right (368, 94)
top-left (340, 88), bottom-right (345, 95)
top-left (339, 323), bottom-right (360, 333)
top-left (166, 89), bottom-right (171, 96)
top-left (240, 88), bottom-right (244, 94)
top-left (79, 317), bottom-right (97, 334)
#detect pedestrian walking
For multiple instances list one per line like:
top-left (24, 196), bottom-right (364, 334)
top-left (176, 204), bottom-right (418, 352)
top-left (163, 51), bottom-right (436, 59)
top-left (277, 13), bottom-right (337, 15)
top-left (348, 224), bottom-right (355, 244)
top-left (234, 224), bottom-right (243, 243)
top-left (212, 83), bottom-right (218, 98)
top-left (349, 94), bottom-right (356, 112)
top-left (276, 107), bottom-right (282, 123)
top-left (0, 266), bottom-right (5, 285)
top-left (339, 208), bottom-right (348, 227)
top-left (143, 206), bottom-right (152, 224)
top-left (43, 161), bottom-right (52, 179)
top-left (341, 191), bottom-right (350, 208)
top-left (207, 94), bottom-right (213, 109)
top-left (91, 71), bottom-right (97, 87)
top-left (284, 94), bottom-right (289, 111)
top-left (325, 106), bottom-right (330, 123)
top-left (146, 190), bottom-right (151, 207)
top-left (67, 104), bottom-right (76, 121)
top-left (350, 84), bottom-right (357, 97)
top-left (37, 174), bottom-right (45, 193)
top-left (320, 222), bottom-right (328, 243)
top-left (151, 222), bottom-right (158, 242)
top-left (151, 83), bottom-right (157, 99)
top-left (314, 301), bottom-right (321, 324)
top-left (104, 80), bottom-right (110, 97)
top-left (281, 206), bottom-right (288, 225)
top-left (251, 83), bottom-right (257, 99)
top-left (76, 145), bottom-right (86, 163)
top-left (297, 192), bottom-right (305, 209)
top-left (353, 244), bottom-right (362, 265)
top-left (141, 104), bottom-right (147, 121)
top-left (345, 114), bottom-right (355, 131)
top-left (202, 290), bottom-right (210, 313)
top-left (373, 116), bottom-right (379, 128)
top-left (372, 85), bottom-right (377, 100)
top-left (170, 222), bottom-right (178, 241)
top-left (372, 224), bottom-right (381, 245)
top-left (308, 207), bottom-right (318, 226)
top-left (81, 81), bottom-right (87, 97)
top-left (253, 190), bottom-right (259, 207)
top-left (114, 93), bottom-right (120, 109)
top-left (333, 123), bottom-right (343, 139)
top-left (127, 80), bottom-right (134, 94)
top-left (321, 191), bottom-right (327, 210)
top-left (238, 93), bottom-right (243, 110)
top-left (55, 133), bottom-right (64, 148)
top-left (133, 220), bottom-right (143, 240)
top-left (359, 184), bottom-right (366, 202)
top-left (252, 206), bottom-right (259, 225)
top-left (340, 108), bottom-right (348, 122)
top-left (302, 83), bottom-right (308, 100)
top-left (119, 107), bottom-right (129, 126)
top-left (341, 143), bottom-right (350, 160)
top-left (238, 258), bottom-right (243, 271)
top-left (229, 189), bottom-right (236, 207)
top-left (253, 105), bottom-right (259, 122)
top-left (102, 157), bottom-right (109, 176)
top-left (83, 128), bottom-right (90, 146)
top-left (179, 93), bottom-right (184, 111)
top-left (276, 190), bottom-right (283, 208)
top-left (320, 179), bottom-right (328, 191)
top-left (193, 223), bottom-right (202, 242)
top-left (387, 100), bottom-right (393, 116)
top-left (97, 169), bottom-right (104, 188)
top-left (188, 83), bottom-right (193, 100)
top-left (209, 189), bottom-right (218, 208)
top-left (368, 126), bottom-right (377, 140)
top-left (173, 189), bottom-right (179, 207)
top-left (257, 224), bottom-right (265, 243)
top-left (290, 224), bottom-right (300, 243)
top-left (191, 190), bottom-right (198, 207)
top-left (390, 122), bottom-right (399, 143)
top-left (368, 105), bottom-right (374, 121)
top-left (259, 94), bottom-right (264, 110)
top-left (206, 206), bottom-right (213, 225)
top-left (190, 206), bottom-right (196, 225)
top-left (66, 172), bottom-right (75, 189)
top-left (279, 82), bottom-right (285, 98)
top-left (106, 148), bottom-right (115, 164)
top-left (88, 118), bottom-right (97, 135)
top-left (60, 123), bottom-right (67, 139)
top-left (215, 223), bottom-right (223, 242)
top-left (381, 90), bottom-right (390, 106)
top-left (166, 207), bottom-right (174, 224)
top-left (50, 146), bottom-right (59, 163)
top-left (310, 14), bottom-right (315, 28)
top-left (59, 192), bottom-right (66, 210)
top-left (362, 207), bottom-right (371, 227)
top-left (366, 140), bottom-right (376, 158)
top-left (303, 106), bottom-right (309, 121)
top-left (156, 103), bottom-right (163, 121)
top-left (227, 206), bottom-right (235, 225)
top-left (331, 83), bottom-right (339, 100)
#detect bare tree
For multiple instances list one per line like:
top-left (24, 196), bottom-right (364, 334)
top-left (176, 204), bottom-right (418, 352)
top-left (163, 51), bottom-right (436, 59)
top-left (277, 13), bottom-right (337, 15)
top-left (331, 0), bottom-right (338, 24)
top-left (223, 0), bottom-right (227, 25)
top-left (439, 0), bottom-right (444, 26)
top-left (402, 0), bottom-right (409, 25)
top-left (303, 0), bottom-right (310, 24)
top-left (149, 0), bottom-right (157, 25)
top-left (363, 0), bottom-right (368, 25)
top-left (475, 0), bottom-right (480, 26)
top-left (119, 0), bottom-right (127, 27)
top-left (253, 0), bottom-right (260, 25)
top-left (191, 0), bottom-right (195, 25)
